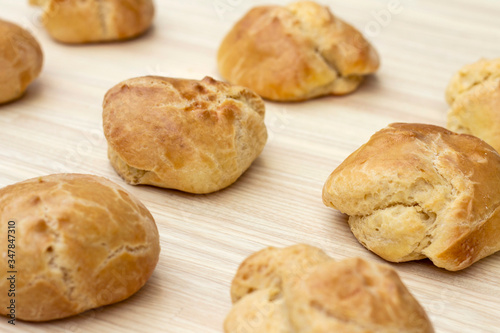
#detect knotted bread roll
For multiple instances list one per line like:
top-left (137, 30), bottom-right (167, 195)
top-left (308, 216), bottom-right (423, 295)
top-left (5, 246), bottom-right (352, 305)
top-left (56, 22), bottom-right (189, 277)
top-left (323, 123), bottom-right (500, 271)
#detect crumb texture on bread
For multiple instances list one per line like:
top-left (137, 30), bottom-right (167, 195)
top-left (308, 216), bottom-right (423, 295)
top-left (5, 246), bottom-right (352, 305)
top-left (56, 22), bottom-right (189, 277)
top-left (30, 0), bottom-right (154, 43)
top-left (0, 19), bottom-right (43, 104)
top-left (446, 58), bottom-right (500, 152)
top-left (323, 123), bottom-right (500, 271)
top-left (0, 174), bottom-right (160, 321)
top-left (225, 244), bottom-right (434, 333)
top-left (217, 1), bottom-right (379, 101)
top-left (103, 76), bottom-right (267, 194)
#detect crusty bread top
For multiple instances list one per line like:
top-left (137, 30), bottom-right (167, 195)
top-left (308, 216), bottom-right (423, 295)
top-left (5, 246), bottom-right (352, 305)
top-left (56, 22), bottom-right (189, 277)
top-left (217, 1), bottom-right (379, 101)
top-left (226, 244), bottom-right (434, 333)
top-left (323, 123), bottom-right (500, 270)
top-left (29, 0), bottom-right (154, 43)
top-left (0, 173), bottom-right (160, 321)
top-left (103, 76), bottom-right (267, 194)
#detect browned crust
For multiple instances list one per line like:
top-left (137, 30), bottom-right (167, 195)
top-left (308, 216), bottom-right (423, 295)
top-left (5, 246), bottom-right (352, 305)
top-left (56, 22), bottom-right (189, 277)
top-left (225, 244), bottom-right (434, 333)
top-left (217, 1), bottom-right (379, 101)
top-left (0, 19), bottom-right (43, 104)
top-left (102, 76), bottom-right (267, 194)
top-left (0, 174), bottom-right (160, 321)
top-left (323, 123), bottom-right (500, 271)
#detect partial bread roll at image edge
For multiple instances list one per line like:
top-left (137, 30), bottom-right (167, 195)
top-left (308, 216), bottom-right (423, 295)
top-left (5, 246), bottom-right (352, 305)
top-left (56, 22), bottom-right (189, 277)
top-left (0, 18), bottom-right (43, 104)
top-left (29, 0), bottom-right (155, 44)
top-left (225, 244), bottom-right (434, 333)
top-left (217, 0), bottom-right (379, 102)
top-left (445, 58), bottom-right (500, 153)
top-left (0, 173), bottom-right (160, 321)
top-left (323, 123), bottom-right (500, 271)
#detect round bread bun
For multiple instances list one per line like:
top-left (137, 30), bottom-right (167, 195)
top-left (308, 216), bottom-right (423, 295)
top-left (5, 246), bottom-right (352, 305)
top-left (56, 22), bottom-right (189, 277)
top-left (225, 244), bottom-right (434, 333)
top-left (446, 58), bottom-right (500, 152)
top-left (323, 123), bottom-right (500, 271)
top-left (103, 76), bottom-right (267, 194)
top-left (0, 19), bottom-right (43, 104)
top-left (29, 0), bottom-right (154, 44)
top-left (0, 173), bottom-right (160, 321)
top-left (217, 1), bottom-right (379, 102)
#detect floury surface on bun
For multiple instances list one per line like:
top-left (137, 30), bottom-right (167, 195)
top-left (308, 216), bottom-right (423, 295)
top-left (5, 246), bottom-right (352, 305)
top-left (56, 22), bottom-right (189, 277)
top-left (323, 123), bottom-right (500, 271)
top-left (0, 173), bottom-right (160, 321)
top-left (103, 76), bottom-right (267, 194)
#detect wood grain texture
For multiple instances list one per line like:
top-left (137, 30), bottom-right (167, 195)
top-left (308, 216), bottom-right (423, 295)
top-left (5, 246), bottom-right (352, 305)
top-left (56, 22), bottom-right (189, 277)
top-left (1, 0), bottom-right (500, 332)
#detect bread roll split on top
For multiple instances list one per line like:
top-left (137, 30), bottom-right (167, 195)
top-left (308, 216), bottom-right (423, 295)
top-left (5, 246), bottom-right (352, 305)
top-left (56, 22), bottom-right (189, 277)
top-left (0, 19), bottom-right (43, 104)
top-left (103, 76), bottom-right (267, 194)
top-left (446, 58), bottom-right (500, 152)
top-left (0, 174), bottom-right (160, 321)
top-left (323, 123), bottom-right (500, 271)
top-left (217, 1), bottom-right (379, 102)
top-left (225, 244), bottom-right (434, 333)
top-left (29, 0), bottom-right (155, 44)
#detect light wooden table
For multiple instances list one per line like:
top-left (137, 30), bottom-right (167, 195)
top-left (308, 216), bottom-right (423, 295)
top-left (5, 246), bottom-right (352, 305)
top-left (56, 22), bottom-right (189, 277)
top-left (1, 0), bottom-right (500, 332)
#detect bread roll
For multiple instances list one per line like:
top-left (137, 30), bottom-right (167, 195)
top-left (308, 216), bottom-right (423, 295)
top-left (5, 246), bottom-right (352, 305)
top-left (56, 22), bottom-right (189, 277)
top-left (29, 0), bottom-right (154, 44)
top-left (446, 58), bottom-right (500, 152)
top-left (0, 19), bottom-right (43, 104)
top-left (217, 1), bottom-right (379, 102)
top-left (323, 123), bottom-right (500, 271)
top-left (103, 76), bottom-right (267, 194)
top-left (225, 244), bottom-right (434, 333)
top-left (0, 174), bottom-right (160, 321)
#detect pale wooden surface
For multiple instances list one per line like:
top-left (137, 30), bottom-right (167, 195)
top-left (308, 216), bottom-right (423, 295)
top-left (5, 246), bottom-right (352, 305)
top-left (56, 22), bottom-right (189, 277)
top-left (1, 0), bottom-right (500, 332)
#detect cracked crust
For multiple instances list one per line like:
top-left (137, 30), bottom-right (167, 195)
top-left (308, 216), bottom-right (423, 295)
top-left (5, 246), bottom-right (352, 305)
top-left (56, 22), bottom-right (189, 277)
top-left (322, 123), bottom-right (500, 271)
top-left (0, 19), bottom-right (43, 104)
top-left (217, 1), bottom-right (379, 102)
top-left (0, 174), bottom-right (160, 321)
top-left (103, 76), bottom-right (267, 194)
top-left (446, 58), bottom-right (500, 152)
top-left (225, 244), bottom-right (434, 333)
top-left (29, 0), bottom-right (154, 44)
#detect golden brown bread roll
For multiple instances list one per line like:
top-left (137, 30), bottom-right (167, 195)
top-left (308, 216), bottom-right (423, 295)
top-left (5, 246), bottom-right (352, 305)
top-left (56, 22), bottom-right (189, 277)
top-left (103, 76), bottom-right (267, 194)
top-left (217, 1), bottom-right (379, 102)
top-left (225, 244), bottom-right (434, 333)
top-left (0, 19), bottom-right (43, 104)
top-left (29, 0), bottom-right (154, 44)
top-left (446, 58), bottom-right (500, 152)
top-left (0, 173), bottom-right (160, 321)
top-left (323, 123), bottom-right (500, 271)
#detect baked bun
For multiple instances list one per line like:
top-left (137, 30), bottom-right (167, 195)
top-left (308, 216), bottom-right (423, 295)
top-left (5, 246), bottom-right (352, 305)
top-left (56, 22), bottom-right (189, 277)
top-left (29, 0), bottom-right (154, 44)
top-left (0, 173), bottom-right (160, 321)
top-left (0, 19), bottom-right (43, 104)
top-left (103, 76), bottom-right (267, 194)
top-left (217, 1), bottom-right (379, 102)
top-left (225, 244), bottom-right (434, 333)
top-left (323, 123), bottom-right (500, 271)
top-left (446, 58), bottom-right (500, 152)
